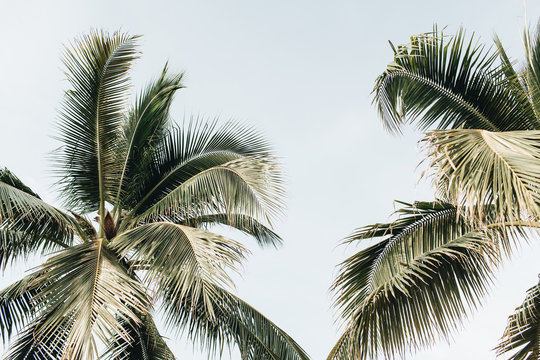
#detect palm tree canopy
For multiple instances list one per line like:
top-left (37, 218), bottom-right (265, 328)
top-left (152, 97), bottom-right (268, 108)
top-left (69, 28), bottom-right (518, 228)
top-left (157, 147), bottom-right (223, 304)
top-left (331, 23), bottom-right (540, 360)
top-left (0, 30), bottom-right (309, 360)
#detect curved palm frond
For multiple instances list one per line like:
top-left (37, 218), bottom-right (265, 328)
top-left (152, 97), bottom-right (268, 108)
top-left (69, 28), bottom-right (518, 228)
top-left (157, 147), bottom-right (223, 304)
top-left (55, 30), bottom-right (139, 214)
top-left (330, 201), bottom-right (501, 359)
top-left (0, 169), bottom-right (76, 261)
top-left (102, 313), bottom-right (175, 360)
top-left (131, 155), bottom-right (284, 229)
top-left (181, 213), bottom-right (282, 248)
top-left (112, 222), bottom-right (246, 319)
top-left (424, 129), bottom-right (540, 223)
top-left (496, 281), bottom-right (540, 359)
top-left (114, 65), bottom-right (185, 210)
top-left (373, 27), bottom-right (535, 134)
top-left (121, 120), bottom-right (283, 226)
top-left (6, 311), bottom-right (70, 360)
top-left (523, 22), bottom-right (540, 118)
top-left (0, 273), bottom-right (41, 344)
top-left (160, 281), bottom-right (309, 360)
top-left (27, 242), bottom-right (149, 360)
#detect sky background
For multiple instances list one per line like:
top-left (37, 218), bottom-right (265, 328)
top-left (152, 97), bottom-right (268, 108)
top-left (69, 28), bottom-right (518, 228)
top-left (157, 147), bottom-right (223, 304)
top-left (2, 0), bottom-right (540, 359)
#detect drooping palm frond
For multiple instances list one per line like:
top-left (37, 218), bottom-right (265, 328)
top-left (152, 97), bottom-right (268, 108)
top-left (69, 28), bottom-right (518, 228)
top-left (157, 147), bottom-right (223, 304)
top-left (6, 310), bottom-right (70, 360)
top-left (182, 213), bottom-right (282, 248)
top-left (496, 281), bottom-right (540, 359)
top-left (114, 65), bottom-right (185, 210)
top-left (55, 30), bottom-right (139, 214)
top-left (112, 222), bottom-right (246, 319)
top-left (424, 129), bottom-right (540, 223)
top-left (0, 169), bottom-right (75, 260)
top-left (132, 155), bottom-right (284, 228)
top-left (160, 281), bottom-right (310, 360)
top-left (102, 313), bottom-right (175, 360)
top-left (121, 120), bottom-right (283, 226)
top-left (0, 274), bottom-right (41, 344)
top-left (329, 201), bottom-right (501, 360)
top-left (373, 27), bottom-right (536, 134)
top-left (0, 170), bottom-right (73, 230)
top-left (26, 242), bottom-right (149, 360)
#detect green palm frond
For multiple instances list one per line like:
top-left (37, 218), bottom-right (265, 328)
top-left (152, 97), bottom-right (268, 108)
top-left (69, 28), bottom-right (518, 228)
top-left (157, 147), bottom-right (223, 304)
top-left (112, 222), bottom-right (246, 319)
top-left (131, 155), bottom-right (284, 228)
top-left (114, 65), bottom-right (185, 210)
top-left (0, 274), bottom-right (41, 344)
top-left (55, 30), bottom-right (139, 214)
top-left (496, 281), bottom-right (540, 359)
top-left (102, 313), bottom-right (175, 360)
top-left (0, 169), bottom-right (75, 257)
top-left (330, 201), bottom-right (501, 359)
top-left (326, 330), bottom-right (351, 360)
top-left (161, 282), bottom-right (310, 360)
top-left (373, 27), bottom-right (536, 134)
top-left (523, 22), bottom-right (540, 118)
top-left (424, 129), bottom-right (540, 223)
top-left (6, 311), bottom-right (70, 360)
top-left (182, 213), bottom-right (282, 248)
top-left (28, 242), bottom-right (149, 360)
top-left (122, 120), bottom-right (282, 225)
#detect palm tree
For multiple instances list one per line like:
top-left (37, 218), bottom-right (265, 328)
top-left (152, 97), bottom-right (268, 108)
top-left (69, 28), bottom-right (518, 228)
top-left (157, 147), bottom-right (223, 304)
top-left (0, 30), bottom-right (309, 360)
top-left (329, 24), bottom-right (540, 359)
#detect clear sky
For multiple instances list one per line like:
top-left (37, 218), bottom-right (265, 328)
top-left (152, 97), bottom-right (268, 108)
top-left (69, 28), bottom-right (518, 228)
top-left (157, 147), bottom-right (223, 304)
top-left (2, 1), bottom-right (540, 359)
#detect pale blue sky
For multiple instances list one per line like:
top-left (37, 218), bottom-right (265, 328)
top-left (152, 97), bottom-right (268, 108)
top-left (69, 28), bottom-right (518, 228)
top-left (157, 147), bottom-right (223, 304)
top-left (2, 1), bottom-right (540, 359)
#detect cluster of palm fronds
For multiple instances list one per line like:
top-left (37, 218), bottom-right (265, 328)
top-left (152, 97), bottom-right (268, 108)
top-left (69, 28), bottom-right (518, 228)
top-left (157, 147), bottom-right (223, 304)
top-left (330, 25), bottom-right (540, 359)
top-left (0, 30), bottom-right (309, 360)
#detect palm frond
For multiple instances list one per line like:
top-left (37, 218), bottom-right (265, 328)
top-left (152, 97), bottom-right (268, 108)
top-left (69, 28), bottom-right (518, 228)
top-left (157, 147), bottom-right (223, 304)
top-left (121, 120), bottom-right (283, 226)
top-left (181, 213), bottom-right (282, 248)
top-left (424, 129), bottom-right (540, 223)
top-left (132, 155), bottom-right (284, 228)
top-left (29, 242), bottom-right (149, 359)
top-left (114, 65), bottom-right (185, 210)
top-left (102, 313), bottom-right (175, 360)
top-left (523, 21), bottom-right (540, 119)
top-left (0, 273), bottom-right (41, 344)
top-left (330, 201), bottom-right (501, 359)
top-left (0, 169), bottom-right (76, 259)
top-left (112, 222), bottom-right (246, 320)
top-left (6, 311), bottom-right (70, 360)
top-left (161, 282), bottom-right (310, 360)
top-left (496, 281), bottom-right (540, 359)
top-left (373, 27), bottom-right (536, 133)
top-left (55, 30), bottom-right (139, 214)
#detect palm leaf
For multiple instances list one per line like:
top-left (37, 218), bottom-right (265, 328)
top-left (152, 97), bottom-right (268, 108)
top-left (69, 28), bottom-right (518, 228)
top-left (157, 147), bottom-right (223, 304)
top-left (112, 222), bottom-right (246, 320)
top-left (114, 65), bottom-right (185, 210)
top-left (0, 169), bottom-right (75, 259)
top-left (121, 120), bottom-right (283, 226)
top-left (6, 311), bottom-right (70, 360)
top-left (161, 282), bottom-right (310, 360)
top-left (181, 213), bottom-right (282, 248)
top-left (28, 242), bottom-right (149, 359)
top-left (424, 129), bottom-right (540, 223)
top-left (0, 273), bottom-right (41, 344)
top-left (330, 201), bottom-right (501, 359)
top-left (132, 155), bottom-right (284, 228)
top-left (55, 30), bottom-right (139, 214)
top-left (496, 281), bottom-right (540, 359)
top-left (101, 313), bottom-right (175, 360)
top-left (373, 27), bottom-right (536, 133)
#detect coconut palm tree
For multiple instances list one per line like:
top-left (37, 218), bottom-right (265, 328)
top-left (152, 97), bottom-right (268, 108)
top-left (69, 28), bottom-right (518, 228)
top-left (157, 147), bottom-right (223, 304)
top-left (329, 24), bottom-right (540, 360)
top-left (0, 30), bottom-right (309, 360)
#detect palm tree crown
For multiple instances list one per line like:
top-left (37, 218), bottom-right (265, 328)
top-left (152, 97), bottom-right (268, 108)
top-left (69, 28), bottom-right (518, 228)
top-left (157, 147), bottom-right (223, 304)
top-left (0, 30), bottom-right (309, 360)
top-left (330, 24), bottom-right (540, 360)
